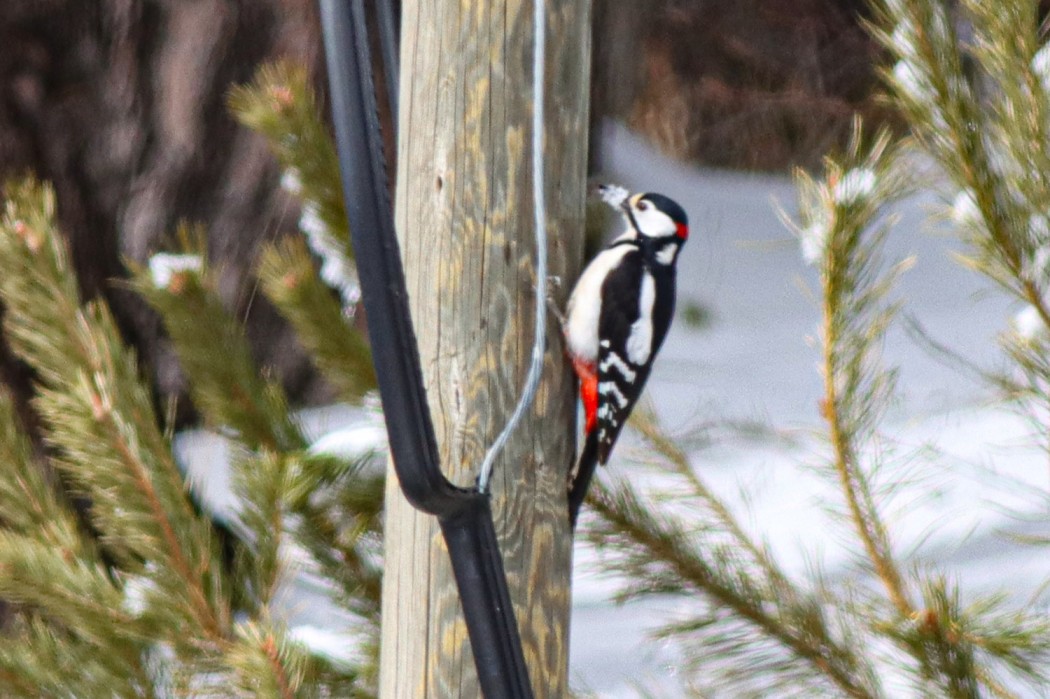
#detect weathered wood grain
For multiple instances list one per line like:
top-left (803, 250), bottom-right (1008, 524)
top-left (378, 1), bottom-right (591, 696)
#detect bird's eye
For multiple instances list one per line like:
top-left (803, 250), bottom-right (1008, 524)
top-left (637, 201), bottom-right (649, 211)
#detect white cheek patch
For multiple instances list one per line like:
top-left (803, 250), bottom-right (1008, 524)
top-left (626, 272), bottom-right (656, 365)
top-left (635, 209), bottom-right (677, 238)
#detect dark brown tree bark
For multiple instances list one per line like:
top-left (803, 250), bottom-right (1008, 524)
top-left (591, 0), bottom-right (892, 172)
top-left (0, 0), bottom-right (331, 424)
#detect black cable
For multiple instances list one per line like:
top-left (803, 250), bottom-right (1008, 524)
top-left (317, 2), bottom-right (535, 696)
top-left (375, 0), bottom-right (400, 131)
top-left (319, 0), bottom-right (455, 513)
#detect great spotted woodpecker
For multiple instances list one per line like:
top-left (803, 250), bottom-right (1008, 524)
top-left (564, 189), bottom-right (688, 525)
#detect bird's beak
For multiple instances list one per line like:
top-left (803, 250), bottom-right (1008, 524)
top-left (621, 197), bottom-right (641, 234)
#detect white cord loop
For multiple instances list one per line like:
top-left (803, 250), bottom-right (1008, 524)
top-left (477, 0), bottom-right (548, 493)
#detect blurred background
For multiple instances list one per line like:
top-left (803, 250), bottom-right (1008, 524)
top-left (0, 0), bottom-right (894, 421)
top-left (8, 4), bottom-right (1050, 695)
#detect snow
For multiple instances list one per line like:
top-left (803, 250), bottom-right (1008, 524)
top-left (950, 189), bottom-right (979, 225)
top-left (280, 168), bottom-right (303, 196)
top-left (171, 121), bottom-right (1050, 696)
top-left (833, 167), bottom-right (877, 205)
top-left (120, 566), bottom-right (160, 617)
top-left (892, 60), bottom-right (928, 100)
top-left (296, 202), bottom-right (324, 241)
top-left (799, 219), bottom-right (829, 266)
top-left (573, 121), bottom-right (1050, 696)
top-left (1015, 305), bottom-right (1045, 340)
top-left (1034, 45), bottom-right (1050, 91)
top-left (308, 423), bottom-right (387, 461)
top-left (147, 253), bottom-right (203, 289)
top-left (295, 198), bottom-right (361, 312)
top-left (287, 625), bottom-right (359, 669)
top-left (598, 183), bottom-right (630, 209)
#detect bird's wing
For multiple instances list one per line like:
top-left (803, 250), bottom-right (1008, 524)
top-left (595, 254), bottom-right (652, 464)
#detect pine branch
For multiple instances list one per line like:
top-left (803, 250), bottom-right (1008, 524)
top-left (132, 238), bottom-right (304, 613)
top-left (0, 387), bottom-right (87, 553)
top-left (0, 617), bottom-right (154, 699)
top-left (291, 452), bottom-right (384, 625)
top-left (788, 117), bottom-right (1050, 696)
top-left (0, 72), bottom-right (382, 690)
top-left (0, 538), bottom-right (157, 697)
top-left (0, 532), bottom-right (135, 636)
top-left (256, 237), bottom-right (376, 404)
top-left (224, 620), bottom-right (369, 699)
top-left (627, 406), bottom-right (790, 591)
top-left (0, 178), bottom-right (226, 646)
top-left (131, 246), bottom-right (305, 454)
top-left (873, 0), bottom-right (1050, 360)
top-left (232, 450), bottom-right (293, 609)
top-left (133, 254), bottom-right (383, 634)
top-left (228, 61), bottom-right (350, 259)
top-left (800, 127), bottom-right (914, 617)
top-left (586, 476), bottom-right (881, 698)
top-left (226, 622), bottom-right (302, 699)
top-left (227, 65), bottom-right (383, 659)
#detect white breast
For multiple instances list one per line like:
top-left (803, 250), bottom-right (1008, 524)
top-left (564, 245), bottom-right (634, 363)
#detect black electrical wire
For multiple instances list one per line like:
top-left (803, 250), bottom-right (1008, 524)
top-left (317, 2), bottom-right (535, 696)
top-left (374, 0), bottom-right (400, 129)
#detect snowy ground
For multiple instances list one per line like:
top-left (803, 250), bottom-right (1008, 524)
top-left (175, 122), bottom-right (1050, 696)
top-left (567, 122), bottom-right (1050, 696)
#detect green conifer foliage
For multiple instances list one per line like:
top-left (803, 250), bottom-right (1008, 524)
top-left (0, 59), bottom-right (384, 694)
top-left (872, 0), bottom-right (1050, 426)
top-left (256, 237), bottom-right (376, 404)
top-left (228, 62), bottom-right (349, 253)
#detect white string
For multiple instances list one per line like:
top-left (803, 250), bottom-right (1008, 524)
top-left (477, 0), bottom-right (547, 493)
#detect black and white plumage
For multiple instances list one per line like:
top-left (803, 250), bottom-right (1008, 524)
top-left (564, 190), bottom-right (688, 525)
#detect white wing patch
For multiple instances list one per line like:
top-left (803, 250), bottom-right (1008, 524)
top-left (564, 245), bottom-right (634, 363)
top-left (626, 272), bottom-right (656, 364)
top-left (599, 351), bottom-right (636, 382)
top-left (598, 381), bottom-right (629, 407)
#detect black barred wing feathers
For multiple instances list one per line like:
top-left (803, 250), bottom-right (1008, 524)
top-left (595, 249), bottom-right (649, 463)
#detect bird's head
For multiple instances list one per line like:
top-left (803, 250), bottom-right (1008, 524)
top-left (622, 192), bottom-right (689, 242)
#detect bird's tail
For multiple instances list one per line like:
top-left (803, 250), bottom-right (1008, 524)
top-left (568, 428), bottom-right (600, 528)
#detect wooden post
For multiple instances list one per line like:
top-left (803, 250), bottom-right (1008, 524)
top-left (378, 1), bottom-right (591, 697)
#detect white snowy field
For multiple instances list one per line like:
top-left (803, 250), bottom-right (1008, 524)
top-left (174, 122), bottom-right (1050, 696)
top-left (567, 122), bottom-right (1050, 696)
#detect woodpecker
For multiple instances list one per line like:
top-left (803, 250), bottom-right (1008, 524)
top-left (564, 189), bottom-right (688, 525)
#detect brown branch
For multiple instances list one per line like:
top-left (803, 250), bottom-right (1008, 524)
top-left (821, 286), bottom-right (912, 619)
top-left (262, 633), bottom-right (296, 699)
top-left (99, 406), bottom-right (222, 641)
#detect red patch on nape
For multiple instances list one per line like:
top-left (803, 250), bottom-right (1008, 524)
top-left (676, 223), bottom-right (689, 240)
top-left (572, 356), bottom-right (599, 434)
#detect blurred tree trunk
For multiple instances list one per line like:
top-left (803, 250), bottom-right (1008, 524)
top-left (0, 0), bottom-right (331, 422)
top-left (591, 0), bottom-right (891, 171)
top-left (378, 1), bottom-right (590, 696)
